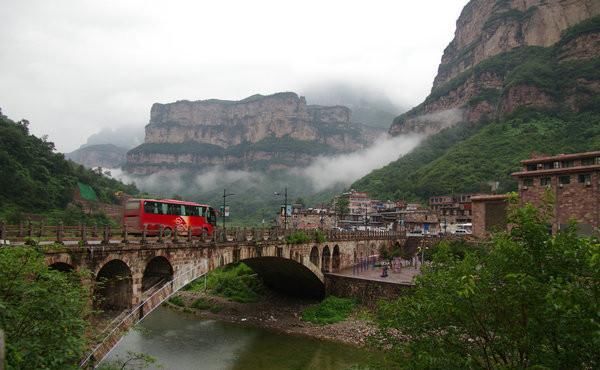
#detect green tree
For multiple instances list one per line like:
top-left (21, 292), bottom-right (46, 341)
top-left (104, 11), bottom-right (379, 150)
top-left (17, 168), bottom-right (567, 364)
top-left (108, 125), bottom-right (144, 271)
top-left (0, 247), bottom-right (90, 369)
top-left (334, 196), bottom-right (349, 223)
top-left (377, 204), bottom-right (599, 369)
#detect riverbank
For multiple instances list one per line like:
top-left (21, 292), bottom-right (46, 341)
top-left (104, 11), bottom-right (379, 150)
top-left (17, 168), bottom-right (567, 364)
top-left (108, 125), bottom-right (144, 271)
top-left (166, 290), bottom-right (385, 348)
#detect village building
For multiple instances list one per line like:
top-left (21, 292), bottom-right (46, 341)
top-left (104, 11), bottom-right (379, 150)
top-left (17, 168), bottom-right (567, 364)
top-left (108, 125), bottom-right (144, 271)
top-left (284, 208), bottom-right (335, 230)
top-left (429, 194), bottom-right (474, 224)
top-left (511, 151), bottom-right (600, 236)
top-left (471, 194), bottom-right (510, 238)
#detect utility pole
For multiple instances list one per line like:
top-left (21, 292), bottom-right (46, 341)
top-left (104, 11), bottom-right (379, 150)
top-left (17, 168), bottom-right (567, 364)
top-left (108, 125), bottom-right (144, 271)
top-left (274, 187), bottom-right (288, 230)
top-left (284, 187), bottom-right (288, 230)
top-left (222, 189), bottom-right (235, 232)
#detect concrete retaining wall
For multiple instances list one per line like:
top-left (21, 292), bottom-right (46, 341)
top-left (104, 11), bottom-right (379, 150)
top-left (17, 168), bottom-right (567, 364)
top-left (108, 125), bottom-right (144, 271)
top-left (324, 274), bottom-right (414, 308)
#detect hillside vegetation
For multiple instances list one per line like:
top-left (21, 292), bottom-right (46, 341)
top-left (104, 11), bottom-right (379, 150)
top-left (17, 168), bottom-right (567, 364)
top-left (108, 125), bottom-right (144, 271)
top-left (354, 17), bottom-right (600, 201)
top-left (354, 111), bottom-right (599, 201)
top-left (0, 112), bottom-right (138, 221)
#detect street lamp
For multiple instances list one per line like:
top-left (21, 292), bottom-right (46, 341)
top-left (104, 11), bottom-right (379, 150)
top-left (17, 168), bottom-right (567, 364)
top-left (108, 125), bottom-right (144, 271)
top-left (222, 189), bottom-right (235, 232)
top-left (274, 187), bottom-right (288, 230)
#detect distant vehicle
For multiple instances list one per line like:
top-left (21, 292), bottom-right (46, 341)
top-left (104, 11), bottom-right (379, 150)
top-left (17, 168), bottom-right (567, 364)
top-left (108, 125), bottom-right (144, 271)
top-left (124, 198), bottom-right (217, 237)
top-left (456, 223), bottom-right (473, 233)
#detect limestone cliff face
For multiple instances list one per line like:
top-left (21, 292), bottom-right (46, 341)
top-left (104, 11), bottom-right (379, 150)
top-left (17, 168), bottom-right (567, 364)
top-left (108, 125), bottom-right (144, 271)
top-left (126, 92), bottom-right (383, 173)
top-left (434, 0), bottom-right (599, 88)
top-left (390, 0), bottom-right (600, 136)
top-left (145, 93), bottom-right (357, 147)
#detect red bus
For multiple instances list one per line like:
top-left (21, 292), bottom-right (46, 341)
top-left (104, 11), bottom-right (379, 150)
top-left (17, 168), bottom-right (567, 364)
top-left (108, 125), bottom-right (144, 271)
top-left (124, 198), bottom-right (217, 237)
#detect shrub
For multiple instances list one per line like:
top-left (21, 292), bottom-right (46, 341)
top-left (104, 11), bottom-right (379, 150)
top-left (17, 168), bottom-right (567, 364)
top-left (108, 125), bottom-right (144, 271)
top-left (168, 296), bottom-right (185, 307)
top-left (191, 298), bottom-right (212, 310)
top-left (302, 296), bottom-right (356, 325)
top-left (286, 230), bottom-right (311, 244)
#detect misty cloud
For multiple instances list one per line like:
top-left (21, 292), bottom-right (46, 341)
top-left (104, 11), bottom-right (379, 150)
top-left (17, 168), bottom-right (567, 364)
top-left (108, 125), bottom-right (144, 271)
top-left (296, 133), bottom-right (423, 191)
top-left (194, 168), bottom-right (264, 192)
top-left (411, 108), bottom-right (465, 130)
top-left (84, 126), bottom-right (145, 149)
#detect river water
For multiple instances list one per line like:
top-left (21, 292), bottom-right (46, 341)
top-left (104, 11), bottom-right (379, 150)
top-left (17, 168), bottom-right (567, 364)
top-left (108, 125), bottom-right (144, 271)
top-left (101, 306), bottom-right (377, 370)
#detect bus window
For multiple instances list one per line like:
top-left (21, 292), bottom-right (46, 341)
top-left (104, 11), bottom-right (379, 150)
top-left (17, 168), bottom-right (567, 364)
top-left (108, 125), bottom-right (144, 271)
top-left (200, 206), bottom-right (207, 217)
top-left (161, 203), bottom-right (169, 215)
top-left (186, 205), bottom-right (200, 217)
top-left (166, 203), bottom-right (179, 215)
top-left (208, 207), bottom-right (217, 225)
top-left (144, 201), bottom-right (159, 214)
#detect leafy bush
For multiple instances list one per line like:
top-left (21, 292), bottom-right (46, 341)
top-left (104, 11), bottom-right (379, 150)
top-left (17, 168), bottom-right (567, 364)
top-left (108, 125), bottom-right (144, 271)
top-left (377, 204), bottom-right (600, 369)
top-left (314, 229), bottom-right (327, 243)
top-left (301, 296), bottom-right (356, 325)
top-left (186, 263), bottom-right (265, 303)
top-left (191, 297), bottom-right (212, 310)
top-left (0, 247), bottom-right (90, 369)
top-left (168, 296), bottom-right (185, 307)
top-left (286, 230), bottom-right (311, 244)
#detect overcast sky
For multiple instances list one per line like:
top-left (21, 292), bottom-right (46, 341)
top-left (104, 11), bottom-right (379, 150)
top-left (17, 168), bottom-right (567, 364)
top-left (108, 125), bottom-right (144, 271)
top-left (0, 0), bottom-right (468, 152)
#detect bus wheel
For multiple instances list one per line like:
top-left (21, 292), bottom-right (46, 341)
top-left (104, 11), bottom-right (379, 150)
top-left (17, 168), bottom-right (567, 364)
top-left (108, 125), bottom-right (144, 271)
top-left (163, 227), bottom-right (173, 238)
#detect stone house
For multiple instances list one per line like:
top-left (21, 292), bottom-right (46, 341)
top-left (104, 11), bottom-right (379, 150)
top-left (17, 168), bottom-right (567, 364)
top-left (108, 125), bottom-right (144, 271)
top-left (511, 151), bottom-right (600, 236)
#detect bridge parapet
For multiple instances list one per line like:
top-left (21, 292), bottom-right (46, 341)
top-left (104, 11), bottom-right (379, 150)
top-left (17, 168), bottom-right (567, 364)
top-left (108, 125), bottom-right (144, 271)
top-left (0, 220), bottom-right (406, 246)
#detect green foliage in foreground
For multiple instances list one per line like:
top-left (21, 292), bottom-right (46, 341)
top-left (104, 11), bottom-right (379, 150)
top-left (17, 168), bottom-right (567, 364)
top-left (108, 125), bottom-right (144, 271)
top-left (302, 296), bottom-right (356, 325)
top-left (0, 247), bottom-right (90, 369)
top-left (184, 263), bottom-right (265, 303)
top-left (377, 204), bottom-right (600, 369)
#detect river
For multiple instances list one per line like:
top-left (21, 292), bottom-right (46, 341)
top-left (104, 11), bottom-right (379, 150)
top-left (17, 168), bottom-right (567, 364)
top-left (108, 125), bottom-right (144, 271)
top-left (101, 306), bottom-right (378, 370)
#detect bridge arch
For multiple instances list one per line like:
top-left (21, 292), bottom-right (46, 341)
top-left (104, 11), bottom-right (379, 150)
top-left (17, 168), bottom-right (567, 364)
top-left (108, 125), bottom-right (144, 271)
top-left (242, 256), bottom-right (324, 299)
top-left (49, 262), bottom-right (74, 272)
top-left (321, 246), bottom-right (331, 273)
top-left (142, 256), bottom-right (173, 292)
top-left (309, 246), bottom-right (320, 268)
top-left (332, 245), bottom-right (340, 272)
top-left (95, 259), bottom-right (133, 311)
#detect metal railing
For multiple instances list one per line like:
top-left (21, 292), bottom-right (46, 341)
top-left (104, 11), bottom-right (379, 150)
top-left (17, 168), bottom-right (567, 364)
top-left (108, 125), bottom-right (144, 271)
top-left (79, 263), bottom-right (205, 368)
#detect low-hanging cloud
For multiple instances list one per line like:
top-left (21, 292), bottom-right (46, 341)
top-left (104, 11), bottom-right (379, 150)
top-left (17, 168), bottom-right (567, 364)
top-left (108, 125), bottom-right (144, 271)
top-left (108, 133), bottom-right (424, 199)
top-left (296, 133), bottom-right (423, 191)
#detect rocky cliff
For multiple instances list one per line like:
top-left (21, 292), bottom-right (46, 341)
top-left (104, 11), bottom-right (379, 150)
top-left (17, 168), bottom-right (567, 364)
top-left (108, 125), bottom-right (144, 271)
top-left (126, 92), bottom-right (383, 174)
top-left (390, 0), bottom-right (600, 135)
top-left (66, 144), bottom-right (128, 169)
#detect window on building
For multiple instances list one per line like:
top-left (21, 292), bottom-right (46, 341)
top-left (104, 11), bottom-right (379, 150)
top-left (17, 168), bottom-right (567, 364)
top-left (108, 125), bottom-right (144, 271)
top-left (540, 177), bottom-right (551, 186)
top-left (526, 164), bottom-right (537, 171)
top-left (559, 175), bottom-right (571, 185)
top-left (523, 178), bottom-right (533, 187)
top-left (578, 174), bottom-right (591, 184)
top-left (582, 158), bottom-right (594, 166)
top-left (561, 160), bottom-right (574, 168)
top-left (596, 157), bottom-right (600, 165)
top-left (553, 161), bottom-right (561, 169)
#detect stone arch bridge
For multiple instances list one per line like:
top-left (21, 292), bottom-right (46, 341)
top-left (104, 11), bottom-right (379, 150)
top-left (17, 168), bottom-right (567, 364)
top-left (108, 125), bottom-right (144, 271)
top-left (22, 227), bottom-right (405, 368)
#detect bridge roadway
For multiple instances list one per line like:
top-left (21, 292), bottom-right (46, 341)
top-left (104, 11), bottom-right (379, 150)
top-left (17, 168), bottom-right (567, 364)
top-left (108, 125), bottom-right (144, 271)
top-left (6, 226), bottom-right (405, 368)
